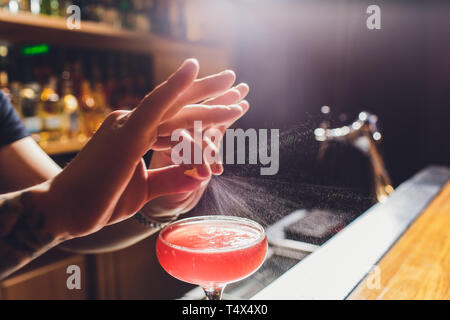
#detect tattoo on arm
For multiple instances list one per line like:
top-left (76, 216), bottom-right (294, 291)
top-left (0, 192), bottom-right (56, 280)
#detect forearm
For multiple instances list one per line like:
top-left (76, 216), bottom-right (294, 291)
top-left (59, 214), bottom-right (161, 254)
top-left (0, 183), bottom-right (67, 280)
top-left (0, 137), bottom-right (61, 193)
top-left (59, 204), bottom-right (184, 254)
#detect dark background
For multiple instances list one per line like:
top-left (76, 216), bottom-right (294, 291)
top-left (228, 0), bottom-right (450, 190)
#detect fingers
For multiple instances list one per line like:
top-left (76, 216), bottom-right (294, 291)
top-left (204, 132), bottom-right (224, 175)
top-left (204, 83), bottom-right (250, 106)
top-left (158, 104), bottom-right (244, 137)
top-left (165, 70), bottom-right (237, 120)
top-left (147, 164), bottom-right (210, 200)
top-left (125, 59), bottom-right (199, 137)
top-left (153, 101), bottom-right (249, 152)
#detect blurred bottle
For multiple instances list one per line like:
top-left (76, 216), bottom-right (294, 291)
top-left (104, 53), bottom-right (118, 109)
top-left (117, 54), bottom-right (139, 109)
top-left (41, 0), bottom-right (60, 16)
top-left (132, 0), bottom-right (151, 32)
top-left (102, 0), bottom-right (121, 28)
top-left (18, 0), bottom-right (30, 11)
top-left (0, 1), bottom-right (9, 10)
top-left (30, 0), bottom-right (40, 14)
top-left (7, 0), bottom-right (19, 13)
top-left (71, 58), bottom-right (84, 98)
top-left (7, 0), bottom-right (30, 12)
top-left (119, 0), bottom-right (132, 29)
top-left (38, 76), bottom-right (63, 141)
top-left (9, 81), bottom-right (22, 115)
top-left (79, 80), bottom-right (106, 136)
top-left (20, 83), bottom-right (42, 135)
top-left (61, 79), bottom-right (81, 139)
top-left (93, 81), bottom-right (108, 112)
top-left (83, 0), bottom-right (101, 22)
top-left (59, 0), bottom-right (74, 17)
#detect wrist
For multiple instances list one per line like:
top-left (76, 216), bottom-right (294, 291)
top-left (31, 181), bottom-right (73, 243)
top-left (135, 205), bottom-right (179, 229)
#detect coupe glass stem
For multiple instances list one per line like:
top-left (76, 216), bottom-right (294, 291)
top-left (203, 285), bottom-right (225, 300)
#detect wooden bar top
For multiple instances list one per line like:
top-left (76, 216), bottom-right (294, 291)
top-left (348, 182), bottom-right (450, 300)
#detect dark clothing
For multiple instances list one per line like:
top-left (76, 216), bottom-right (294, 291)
top-left (0, 91), bottom-right (28, 148)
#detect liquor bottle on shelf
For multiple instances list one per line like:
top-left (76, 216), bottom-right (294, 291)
top-left (0, 1), bottom-right (8, 10)
top-left (102, 0), bottom-right (121, 28)
top-left (61, 79), bottom-right (81, 139)
top-left (37, 76), bottom-right (64, 142)
top-left (116, 54), bottom-right (139, 109)
top-left (20, 83), bottom-right (42, 136)
top-left (6, 0), bottom-right (30, 13)
top-left (9, 81), bottom-right (22, 115)
top-left (40, 0), bottom-right (60, 16)
top-left (79, 80), bottom-right (106, 136)
top-left (104, 53), bottom-right (119, 109)
top-left (83, 0), bottom-right (102, 22)
top-left (59, 0), bottom-right (74, 17)
top-left (71, 59), bottom-right (84, 99)
top-left (7, 0), bottom-right (19, 14)
top-left (18, 0), bottom-right (30, 11)
top-left (29, 0), bottom-right (40, 14)
top-left (119, 0), bottom-right (133, 30)
top-left (93, 81), bottom-right (108, 112)
top-left (133, 0), bottom-right (151, 32)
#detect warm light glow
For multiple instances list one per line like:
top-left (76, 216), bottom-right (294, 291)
top-left (359, 112), bottom-right (368, 121)
top-left (64, 95), bottom-right (78, 112)
top-left (21, 88), bottom-right (35, 99)
top-left (373, 132), bottom-right (382, 141)
top-left (0, 46), bottom-right (8, 58)
top-left (321, 105), bottom-right (330, 114)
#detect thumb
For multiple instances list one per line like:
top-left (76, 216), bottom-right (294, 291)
top-left (147, 164), bottom-right (210, 200)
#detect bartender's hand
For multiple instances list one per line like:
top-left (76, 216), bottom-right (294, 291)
top-left (142, 83), bottom-right (250, 219)
top-left (38, 59), bottom-right (243, 238)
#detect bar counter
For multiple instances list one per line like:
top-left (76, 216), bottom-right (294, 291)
top-left (349, 180), bottom-right (450, 299)
top-left (253, 166), bottom-right (450, 300)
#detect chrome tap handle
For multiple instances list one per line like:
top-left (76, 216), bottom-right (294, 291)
top-left (314, 111), bottom-right (394, 202)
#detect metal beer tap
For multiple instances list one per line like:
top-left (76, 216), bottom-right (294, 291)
top-left (314, 111), bottom-right (394, 202)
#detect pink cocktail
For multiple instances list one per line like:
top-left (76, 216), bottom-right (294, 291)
top-left (156, 216), bottom-right (268, 300)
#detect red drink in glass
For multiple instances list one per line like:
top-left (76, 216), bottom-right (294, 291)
top-left (156, 216), bottom-right (268, 299)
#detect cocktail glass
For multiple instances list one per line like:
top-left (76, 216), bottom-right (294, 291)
top-left (156, 215), bottom-right (268, 300)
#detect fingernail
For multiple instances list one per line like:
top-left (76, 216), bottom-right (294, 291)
top-left (239, 100), bottom-right (250, 113)
top-left (220, 69), bottom-right (236, 77)
top-left (184, 167), bottom-right (208, 181)
top-left (211, 163), bottom-right (224, 175)
top-left (184, 58), bottom-right (199, 66)
top-left (236, 83), bottom-right (250, 90)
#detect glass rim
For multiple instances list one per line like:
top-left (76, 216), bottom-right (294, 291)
top-left (158, 215), bottom-right (266, 253)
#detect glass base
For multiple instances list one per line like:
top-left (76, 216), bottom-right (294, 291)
top-left (203, 285), bottom-right (226, 300)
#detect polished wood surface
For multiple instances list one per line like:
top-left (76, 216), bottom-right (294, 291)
top-left (348, 182), bottom-right (450, 300)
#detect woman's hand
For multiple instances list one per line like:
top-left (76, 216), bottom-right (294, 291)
top-left (38, 59), bottom-right (245, 239)
top-left (141, 83), bottom-right (250, 219)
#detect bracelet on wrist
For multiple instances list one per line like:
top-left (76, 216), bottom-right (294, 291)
top-left (133, 212), bottom-right (179, 230)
